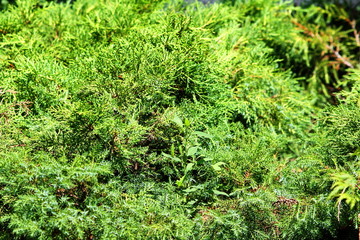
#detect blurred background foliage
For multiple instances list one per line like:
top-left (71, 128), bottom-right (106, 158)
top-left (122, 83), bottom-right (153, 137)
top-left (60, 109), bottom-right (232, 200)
top-left (0, 0), bottom-right (360, 239)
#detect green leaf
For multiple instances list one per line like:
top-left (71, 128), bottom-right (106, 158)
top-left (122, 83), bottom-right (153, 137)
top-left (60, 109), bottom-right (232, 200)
top-left (213, 190), bottom-right (229, 197)
top-left (176, 176), bottom-right (186, 187)
top-left (172, 115), bottom-right (183, 128)
top-left (194, 131), bottom-right (214, 138)
top-left (212, 162), bottom-right (226, 171)
top-left (187, 147), bottom-right (198, 157)
top-left (161, 152), bottom-right (173, 159)
top-left (184, 163), bottom-right (194, 173)
top-left (184, 118), bottom-right (191, 128)
top-left (162, 152), bottom-right (181, 162)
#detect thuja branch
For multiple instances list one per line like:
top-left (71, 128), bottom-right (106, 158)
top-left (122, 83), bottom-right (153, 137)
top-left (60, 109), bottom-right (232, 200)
top-left (292, 20), bottom-right (354, 68)
top-left (325, 43), bottom-right (354, 68)
top-left (346, 18), bottom-right (360, 47)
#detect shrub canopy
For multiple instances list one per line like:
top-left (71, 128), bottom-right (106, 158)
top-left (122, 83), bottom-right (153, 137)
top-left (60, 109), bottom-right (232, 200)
top-left (0, 0), bottom-right (359, 239)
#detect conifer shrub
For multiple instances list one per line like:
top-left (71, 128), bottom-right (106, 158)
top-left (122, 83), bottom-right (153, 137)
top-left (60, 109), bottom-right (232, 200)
top-left (0, 0), bottom-right (359, 239)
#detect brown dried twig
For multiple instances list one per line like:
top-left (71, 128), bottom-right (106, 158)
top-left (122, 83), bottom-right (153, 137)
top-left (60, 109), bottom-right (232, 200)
top-left (343, 18), bottom-right (360, 47)
top-left (292, 20), bottom-right (354, 68)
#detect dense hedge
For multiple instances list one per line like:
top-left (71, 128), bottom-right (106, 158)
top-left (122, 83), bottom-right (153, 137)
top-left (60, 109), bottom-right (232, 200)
top-left (0, 0), bottom-right (359, 239)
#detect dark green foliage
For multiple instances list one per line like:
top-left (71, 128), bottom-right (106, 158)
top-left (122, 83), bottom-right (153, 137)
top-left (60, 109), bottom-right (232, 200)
top-left (0, 0), bottom-right (360, 239)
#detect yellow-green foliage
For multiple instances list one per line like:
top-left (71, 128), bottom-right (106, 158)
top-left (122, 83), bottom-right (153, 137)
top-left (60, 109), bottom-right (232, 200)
top-left (0, 0), bottom-right (359, 239)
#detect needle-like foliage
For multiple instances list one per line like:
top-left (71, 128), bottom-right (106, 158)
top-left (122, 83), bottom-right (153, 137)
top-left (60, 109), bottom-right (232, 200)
top-left (0, 0), bottom-right (359, 239)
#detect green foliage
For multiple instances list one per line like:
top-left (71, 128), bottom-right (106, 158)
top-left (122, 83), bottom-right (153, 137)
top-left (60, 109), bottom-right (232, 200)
top-left (259, 2), bottom-right (360, 104)
top-left (329, 168), bottom-right (360, 209)
top-left (0, 0), bottom-right (360, 239)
